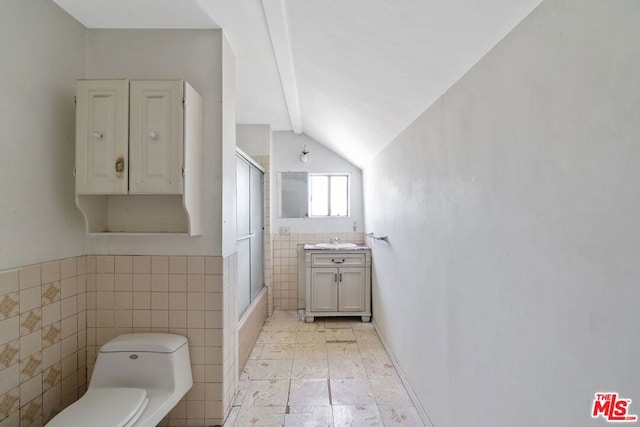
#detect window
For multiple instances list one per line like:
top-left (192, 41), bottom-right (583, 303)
top-left (308, 174), bottom-right (349, 217)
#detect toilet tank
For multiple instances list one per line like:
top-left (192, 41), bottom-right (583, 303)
top-left (90, 333), bottom-right (192, 395)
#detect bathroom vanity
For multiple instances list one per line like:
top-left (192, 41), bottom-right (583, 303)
top-left (303, 244), bottom-right (371, 322)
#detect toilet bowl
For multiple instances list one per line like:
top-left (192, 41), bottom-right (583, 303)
top-left (46, 333), bottom-right (192, 427)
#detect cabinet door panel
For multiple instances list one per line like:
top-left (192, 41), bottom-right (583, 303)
top-left (338, 268), bottom-right (365, 312)
top-left (76, 80), bottom-right (128, 194)
top-left (129, 80), bottom-right (184, 194)
top-left (311, 269), bottom-right (338, 311)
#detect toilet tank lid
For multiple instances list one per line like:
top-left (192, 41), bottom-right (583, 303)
top-left (100, 333), bottom-right (188, 353)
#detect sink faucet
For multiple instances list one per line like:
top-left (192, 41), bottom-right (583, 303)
top-left (329, 236), bottom-right (341, 244)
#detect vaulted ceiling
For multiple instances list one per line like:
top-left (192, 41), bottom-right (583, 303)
top-left (52, 0), bottom-right (542, 168)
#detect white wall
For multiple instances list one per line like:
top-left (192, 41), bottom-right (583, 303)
top-left (237, 124), bottom-right (272, 157)
top-left (222, 35), bottom-right (238, 256)
top-left (84, 29), bottom-right (224, 256)
top-left (0, 0), bottom-right (87, 270)
top-left (363, 1), bottom-right (640, 426)
top-left (272, 132), bottom-right (363, 234)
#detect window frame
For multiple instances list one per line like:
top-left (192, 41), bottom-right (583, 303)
top-left (307, 173), bottom-right (351, 218)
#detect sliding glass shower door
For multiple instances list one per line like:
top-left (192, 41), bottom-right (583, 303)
top-left (236, 152), bottom-right (264, 318)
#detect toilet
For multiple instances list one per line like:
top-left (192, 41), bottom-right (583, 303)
top-left (46, 333), bottom-right (193, 427)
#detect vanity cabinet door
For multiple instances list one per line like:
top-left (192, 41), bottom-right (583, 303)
top-left (129, 80), bottom-right (184, 194)
top-left (310, 268), bottom-right (338, 311)
top-left (338, 268), bottom-right (365, 312)
top-left (75, 80), bottom-right (129, 194)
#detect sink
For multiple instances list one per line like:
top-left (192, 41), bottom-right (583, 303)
top-left (314, 243), bottom-right (358, 249)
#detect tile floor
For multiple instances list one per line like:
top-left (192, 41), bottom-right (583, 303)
top-left (224, 311), bottom-right (424, 426)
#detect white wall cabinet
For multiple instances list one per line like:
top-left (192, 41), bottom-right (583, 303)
top-left (305, 251), bottom-right (371, 322)
top-left (75, 79), bottom-right (203, 234)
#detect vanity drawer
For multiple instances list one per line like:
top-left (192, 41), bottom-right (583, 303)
top-left (311, 254), bottom-right (365, 267)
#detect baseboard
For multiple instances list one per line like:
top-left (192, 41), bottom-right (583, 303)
top-left (372, 319), bottom-right (435, 427)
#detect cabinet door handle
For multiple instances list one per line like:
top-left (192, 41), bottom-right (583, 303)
top-left (115, 157), bottom-right (125, 173)
top-left (332, 259), bottom-right (345, 264)
top-left (339, 273), bottom-right (342, 282)
top-left (334, 273), bottom-right (338, 282)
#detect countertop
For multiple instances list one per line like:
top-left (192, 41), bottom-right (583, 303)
top-left (303, 244), bottom-right (371, 251)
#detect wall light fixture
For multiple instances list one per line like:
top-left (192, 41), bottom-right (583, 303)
top-left (300, 146), bottom-right (309, 163)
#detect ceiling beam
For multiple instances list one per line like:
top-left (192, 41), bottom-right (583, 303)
top-left (261, 0), bottom-right (302, 133)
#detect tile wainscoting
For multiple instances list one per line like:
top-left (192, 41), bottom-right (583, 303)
top-left (1, 253), bottom-right (238, 427)
top-left (0, 257), bottom-right (87, 427)
top-left (86, 254), bottom-right (238, 426)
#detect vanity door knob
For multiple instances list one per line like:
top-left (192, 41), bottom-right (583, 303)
top-left (148, 131), bottom-right (158, 139)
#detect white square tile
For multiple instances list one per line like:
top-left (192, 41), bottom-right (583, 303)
top-left (252, 359), bottom-right (293, 380)
top-left (328, 358), bottom-right (367, 380)
top-left (95, 256), bottom-right (114, 274)
top-left (169, 275), bottom-right (187, 293)
top-left (133, 274), bottom-right (151, 292)
top-left (114, 292), bottom-right (133, 310)
top-left (132, 256), bottom-right (151, 274)
top-left (378, 405), bottom-right (424, 426)
top-left (169, 311), bottom-right (187, 328)
top-left (96, 274), bottom-right (115, 292)
top-left (332, 404), bottom-right (383, 426)
top-left (169, 257), bottom-right (187, 274)
top-left (369, 377), bottom-right (412, 406)
top-left (20, 330), bottom-right (41, 359)
top-left (132, 310), bottom-right (150, 328)
top-left (234, 406), bottom-right (286, 426)
top-left (114, 274), bottom-right (132, 292)
top-left (168, 293), bottom-right (187, 311)
top-left (151, 256), bottom-right (169, 274)
top-left (289, 379), bottom-right (330, 406)
top-left (187, 257), bottom-right (205, 275)
top-left (187, 292), bottom-right (205, 310)
top-left (151, 293), bottom-right (169, 310)
top-left (114, 256), bottom-right (133, 274)
top-left (291, 359), bottom-right (329, 380)
top-left (284, 405), bottom-right (332, 427)
top-left (329, 379), bottom-right (375, 405)
top-left (151, 274), bottom-right (169, 292)
top-left (20, 373), bottom-right (42, 404)
top-left (60, 277), bottom-right (77, 299)
top-left (19, 287), bottom-right (41, 313)
top-left (244, 380), bottom-right (289, 407)
top-left (150, 310), bottom-right (168, 328)
top-left (187, 275), bottom-right (205, 293)
top-left (61, 296), bottom-right (78, 318)
top-left (41, 262), bottom-right (60, 285)
top-left (0, 269), bottom-right (19, 295)
top-left (0, 363), bottom-right (19, 395)
top-left (19, 264), bottom-right (42, 290)
top-left (132, 292), bottom-right (151, 310)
